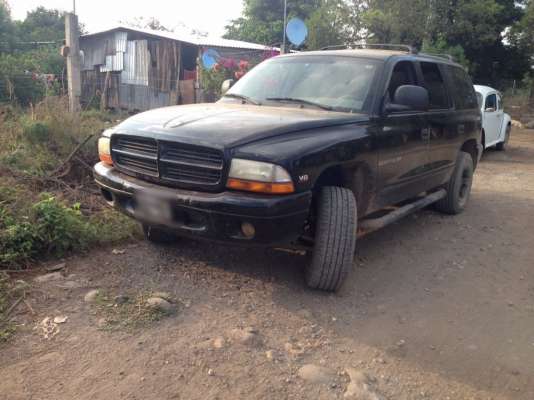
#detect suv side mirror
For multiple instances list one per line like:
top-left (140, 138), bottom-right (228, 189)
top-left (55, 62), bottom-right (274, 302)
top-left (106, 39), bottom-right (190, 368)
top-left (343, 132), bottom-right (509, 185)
top-left (386, 85), bottom-right (429, 113)
top-left (221, 79), bottom-right (235, 95)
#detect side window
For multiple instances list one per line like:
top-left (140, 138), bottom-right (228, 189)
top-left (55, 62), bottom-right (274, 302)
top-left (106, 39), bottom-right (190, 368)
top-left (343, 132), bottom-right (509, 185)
top-left (420, 62), bottom-right (449, 109)
top-left (485, 94), bottom-right (497, 111)
top-left (387, 61), bottom-right (417, 103)
top-left (448, 66), bottom-right (478, 110)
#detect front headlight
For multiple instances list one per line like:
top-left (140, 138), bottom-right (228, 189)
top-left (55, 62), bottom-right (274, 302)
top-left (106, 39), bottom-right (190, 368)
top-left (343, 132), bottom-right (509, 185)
top-left (98, 137), bottom-right (113, 165)
top-left (227, 159), bottom-right (294, 194)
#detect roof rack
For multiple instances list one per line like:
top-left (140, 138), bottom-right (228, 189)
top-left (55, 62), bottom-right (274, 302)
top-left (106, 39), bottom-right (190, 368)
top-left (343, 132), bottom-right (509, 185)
top-left (321, 43), bottom-right (417, 53)
top-left (419, 52), bottom-right (455, 62)
top-left (320, 45), bottom-right (348, 51)
top-left (352, 43), bottom-right (417, 53)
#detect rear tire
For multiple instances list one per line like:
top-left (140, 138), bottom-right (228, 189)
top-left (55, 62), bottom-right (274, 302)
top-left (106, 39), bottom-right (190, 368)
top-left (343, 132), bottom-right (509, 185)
top-left (435, 151), bottom-right (474, 215)
top-left (305, 186), bottom-right (357, 292)
top-left (142, 224), bottom-right (178, 244)
top-left (495, 125), bottom-right (510, 151)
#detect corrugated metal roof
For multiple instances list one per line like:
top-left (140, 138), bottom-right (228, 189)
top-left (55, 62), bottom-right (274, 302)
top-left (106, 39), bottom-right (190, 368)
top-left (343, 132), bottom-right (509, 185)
top-left (81, 26), bottom-right (278, 51)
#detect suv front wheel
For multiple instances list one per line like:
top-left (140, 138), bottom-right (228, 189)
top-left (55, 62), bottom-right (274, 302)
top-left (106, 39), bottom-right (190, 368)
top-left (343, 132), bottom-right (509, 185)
top-left (305, 186), bottom-right (357, 292)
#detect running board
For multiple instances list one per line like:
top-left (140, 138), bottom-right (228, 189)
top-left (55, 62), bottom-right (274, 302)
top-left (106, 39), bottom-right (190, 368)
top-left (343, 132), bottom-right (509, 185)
top-left (358, 189), bottom-right (446, 238)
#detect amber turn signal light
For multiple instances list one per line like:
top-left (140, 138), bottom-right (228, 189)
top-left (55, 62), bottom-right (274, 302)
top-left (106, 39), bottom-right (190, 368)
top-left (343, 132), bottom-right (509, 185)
top-left (98, 137), bottom-right (113, 166)
top-left (226, 178), bottom-right (295, 194)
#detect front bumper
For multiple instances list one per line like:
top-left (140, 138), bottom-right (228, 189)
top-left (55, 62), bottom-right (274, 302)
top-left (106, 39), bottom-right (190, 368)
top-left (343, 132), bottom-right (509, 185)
top-left (93, 162), bottom-right (312, 246)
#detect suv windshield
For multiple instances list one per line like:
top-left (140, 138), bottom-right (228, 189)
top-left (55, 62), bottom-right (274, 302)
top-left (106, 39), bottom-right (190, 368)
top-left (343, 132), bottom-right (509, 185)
top-left (223, 56), bottom-right (381, 113)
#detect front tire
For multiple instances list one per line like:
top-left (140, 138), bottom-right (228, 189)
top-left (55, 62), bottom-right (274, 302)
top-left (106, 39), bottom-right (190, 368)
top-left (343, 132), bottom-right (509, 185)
top-left (495, 125), bottom-right (511, 151)
top-left (142, 224), bottom-right (178, 244)
top-left (435, 151), bottom-right (474, 215)
top-left (305, 186), bottom-right (357, 292)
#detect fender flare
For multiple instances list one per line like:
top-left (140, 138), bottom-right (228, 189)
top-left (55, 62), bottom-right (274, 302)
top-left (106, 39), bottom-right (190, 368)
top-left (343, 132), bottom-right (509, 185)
top-left (500, 113), bottom-right (512, 141)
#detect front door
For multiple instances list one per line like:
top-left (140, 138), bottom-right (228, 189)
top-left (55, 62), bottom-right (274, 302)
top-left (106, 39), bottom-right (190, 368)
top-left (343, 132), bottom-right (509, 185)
top-left (483, 93), bottom-right (503, 145)
top-left (376, 60), bottom-right (430, 208)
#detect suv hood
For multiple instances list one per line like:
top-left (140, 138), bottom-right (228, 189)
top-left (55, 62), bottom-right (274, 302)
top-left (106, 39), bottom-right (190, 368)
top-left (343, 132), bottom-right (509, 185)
top-left (113, 103), bottom-right (368, 149)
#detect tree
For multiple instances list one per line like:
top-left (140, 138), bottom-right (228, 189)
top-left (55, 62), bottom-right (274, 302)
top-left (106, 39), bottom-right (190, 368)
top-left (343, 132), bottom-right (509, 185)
top-left (509, 0), bottom-right (534, 62)
top-left (224, 0), bottom-right (321, 46)
top-left (349, 0), bottom-right (531, 84)
top-left (0, 0), bottom-right (15, 52)
top-left (16, 7), bottom-right (66, 43)
top-left (306, 0), bottom-right (350, 50)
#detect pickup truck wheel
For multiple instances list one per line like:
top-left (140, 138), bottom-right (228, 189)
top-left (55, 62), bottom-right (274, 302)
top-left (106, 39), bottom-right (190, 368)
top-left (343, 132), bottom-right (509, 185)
top-left (495, 125), bottom-right (511, 151)
top-left (305, 186), bottom-right (357, 292)
top-left (435, 152), bottom-right (474, 215)
top-left (142, 224), bottom-right (178, 244)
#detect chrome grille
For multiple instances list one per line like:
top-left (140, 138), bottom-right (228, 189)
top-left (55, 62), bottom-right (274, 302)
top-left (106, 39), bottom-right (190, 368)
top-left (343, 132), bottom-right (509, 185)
top-left (112, 136), bottom-right (158, 177)
top-left (159, 142), bottom-right (223, 185)
top-left (111, 135), bottom-right (224, 189)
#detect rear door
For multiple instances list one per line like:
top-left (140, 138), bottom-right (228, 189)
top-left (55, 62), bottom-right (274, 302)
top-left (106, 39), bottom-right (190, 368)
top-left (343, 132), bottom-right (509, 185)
top-left (418, 61), bottom-right (456, 188)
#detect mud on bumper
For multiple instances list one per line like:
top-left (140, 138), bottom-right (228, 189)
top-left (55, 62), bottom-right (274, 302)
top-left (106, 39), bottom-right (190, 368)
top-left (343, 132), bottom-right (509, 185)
top-left (93, 162), bottom-right (312, 246)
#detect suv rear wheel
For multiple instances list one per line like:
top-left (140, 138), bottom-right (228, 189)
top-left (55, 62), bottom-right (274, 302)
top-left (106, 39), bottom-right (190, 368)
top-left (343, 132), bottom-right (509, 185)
top-left (142, 224), bottom-right (179, 244)
top-left (305, 186), bottom-right (357, 292)
top-left (434, 151), bottom-right (474, 215)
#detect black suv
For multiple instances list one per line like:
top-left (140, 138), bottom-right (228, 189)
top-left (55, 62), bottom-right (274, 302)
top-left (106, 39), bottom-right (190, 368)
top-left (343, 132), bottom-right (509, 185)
top-left (94, 47), bottom-right (482, 291)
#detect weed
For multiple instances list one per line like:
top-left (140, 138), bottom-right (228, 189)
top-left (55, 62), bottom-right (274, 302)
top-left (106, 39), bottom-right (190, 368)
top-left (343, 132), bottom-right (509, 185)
top-left (0, 97), bottom-right (137, 270)
top-left (92, 290), bottom-right (170, 331)
top-left (0, 273), bottom-right (16, 342)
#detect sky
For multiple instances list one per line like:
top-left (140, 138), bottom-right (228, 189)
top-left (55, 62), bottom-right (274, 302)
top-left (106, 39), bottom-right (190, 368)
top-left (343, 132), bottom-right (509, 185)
top-left (8, 0), bottom-right (244, 37)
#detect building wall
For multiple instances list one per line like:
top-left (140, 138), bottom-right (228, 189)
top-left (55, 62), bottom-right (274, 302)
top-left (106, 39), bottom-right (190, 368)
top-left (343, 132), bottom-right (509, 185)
top-left (80, 29), bottom-right (272, 111)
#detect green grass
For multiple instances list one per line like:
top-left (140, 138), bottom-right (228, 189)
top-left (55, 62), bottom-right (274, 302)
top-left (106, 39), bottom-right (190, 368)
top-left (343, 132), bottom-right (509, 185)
top-left (0, 97), bottom-right (138, 270)
top-left (91, 290), bottom-right (170, 331)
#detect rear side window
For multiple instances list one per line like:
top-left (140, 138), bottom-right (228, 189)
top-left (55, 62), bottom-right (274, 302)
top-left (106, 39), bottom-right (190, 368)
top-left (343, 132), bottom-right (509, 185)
top-left (420, 62), bottom-right (449, 109)
top-left (485, 94), bottom-right (497, 111)
top-left (448, 66), bottom-right (478, 110)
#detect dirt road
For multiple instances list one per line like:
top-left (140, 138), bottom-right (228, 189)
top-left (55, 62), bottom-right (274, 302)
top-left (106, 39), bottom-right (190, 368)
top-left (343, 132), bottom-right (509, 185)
top-left (2, 129), bottom-right (534, 400)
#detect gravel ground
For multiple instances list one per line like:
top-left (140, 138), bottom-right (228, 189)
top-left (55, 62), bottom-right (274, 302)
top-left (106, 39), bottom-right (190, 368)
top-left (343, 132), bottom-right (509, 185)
top-left (1, 128), bottom-right (534, 400)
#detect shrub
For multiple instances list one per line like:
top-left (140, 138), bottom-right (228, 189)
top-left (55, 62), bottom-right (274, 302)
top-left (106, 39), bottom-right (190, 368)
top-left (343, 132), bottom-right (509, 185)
top-left (0, 195), bottom-right (96, 267)
top-left (21, 119), bottom-right (51, 144)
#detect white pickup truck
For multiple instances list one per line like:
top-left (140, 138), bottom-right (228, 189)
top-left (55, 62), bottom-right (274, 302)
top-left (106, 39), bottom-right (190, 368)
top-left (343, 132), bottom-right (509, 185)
top-left (474, 85), bottom-right (512, 151)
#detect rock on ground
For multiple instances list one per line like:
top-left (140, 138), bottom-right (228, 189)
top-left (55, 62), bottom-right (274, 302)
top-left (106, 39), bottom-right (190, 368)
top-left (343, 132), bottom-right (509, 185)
top-left (151, 291), bottom-right (172, 301)
top-left (344, 368), bottom-right (382, 400)
top-left (297, 364), bottom-right (335, 384)
top-left (229, 327), bottom-right (262, 347)
top-left (34, 272), bottom-right (64, 283)
top-left (84, 289), bottom-right (100, 303)
top-left (146, 297), bottom-right (173, 313)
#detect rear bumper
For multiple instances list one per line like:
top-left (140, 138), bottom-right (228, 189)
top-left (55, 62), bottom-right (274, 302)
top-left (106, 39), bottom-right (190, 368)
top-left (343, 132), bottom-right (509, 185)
top-left (93, 162), bottom-right (312, 246)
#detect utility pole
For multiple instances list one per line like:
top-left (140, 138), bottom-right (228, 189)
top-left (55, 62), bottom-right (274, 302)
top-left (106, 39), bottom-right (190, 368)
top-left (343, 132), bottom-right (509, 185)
top-left (65, 13), bottom-right (81, 112)
top-left (282, 0), bottom-right (287, 54)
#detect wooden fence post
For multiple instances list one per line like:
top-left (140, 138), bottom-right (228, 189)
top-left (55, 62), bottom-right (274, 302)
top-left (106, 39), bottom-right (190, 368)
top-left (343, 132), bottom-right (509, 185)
top-left (65, 13), bottom-right (81, 112)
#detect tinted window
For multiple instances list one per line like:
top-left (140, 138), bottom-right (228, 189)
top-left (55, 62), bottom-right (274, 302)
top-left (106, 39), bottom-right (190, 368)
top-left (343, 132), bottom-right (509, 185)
top-left (420, 62), bottom-right (449, 109)
top-left (226, 56), bottom-right (380, 113)
top-left (485, 94), bottom-right (497, 110)
top-left (386, 61), bottom-right (417, 102)
top-left (448, 66), bottom-right (478, 110)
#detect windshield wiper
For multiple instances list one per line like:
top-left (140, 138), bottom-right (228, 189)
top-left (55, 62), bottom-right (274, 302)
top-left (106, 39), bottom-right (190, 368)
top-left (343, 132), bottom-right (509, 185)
top-left (266, 97), bottom-right (333, 111)
top-left (223, 93), bottom-right (260, 105)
